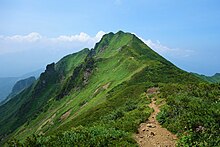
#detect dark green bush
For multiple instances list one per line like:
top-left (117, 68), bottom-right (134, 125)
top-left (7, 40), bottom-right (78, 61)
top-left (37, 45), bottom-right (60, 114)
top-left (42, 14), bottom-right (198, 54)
top-left (8, 126), bottom-right (137, 147)
top-left (157, 83), bottom-right (220, 146)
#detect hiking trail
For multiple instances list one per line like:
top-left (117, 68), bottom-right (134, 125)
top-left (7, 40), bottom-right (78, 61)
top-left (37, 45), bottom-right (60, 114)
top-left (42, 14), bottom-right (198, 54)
top-left (134, 88), bottom-right (177, 147)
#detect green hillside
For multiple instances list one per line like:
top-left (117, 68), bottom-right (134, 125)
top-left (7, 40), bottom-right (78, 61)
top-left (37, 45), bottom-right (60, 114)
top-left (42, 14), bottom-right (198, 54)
top-left (193, 72), bottom-right (220, 83)
top-left (0, 31), bottom-right (219, 146)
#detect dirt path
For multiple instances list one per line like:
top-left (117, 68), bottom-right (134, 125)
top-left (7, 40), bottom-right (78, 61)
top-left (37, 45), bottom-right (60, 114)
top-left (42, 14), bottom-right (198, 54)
top-left (135, 97), bottom-right (177, 147)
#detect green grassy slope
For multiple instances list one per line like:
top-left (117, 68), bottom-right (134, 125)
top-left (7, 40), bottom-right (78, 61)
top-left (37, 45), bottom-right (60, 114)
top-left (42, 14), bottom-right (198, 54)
top-left (0, 49), bottom-right (89, 142)
top-left (192, 72), bottom-right (220, 83)
top-left (0, 31), bottom-right (206, 146)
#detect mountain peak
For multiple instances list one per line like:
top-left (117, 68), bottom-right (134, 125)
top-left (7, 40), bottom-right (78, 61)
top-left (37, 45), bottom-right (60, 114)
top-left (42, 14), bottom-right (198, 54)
top-left (115, 30), bottom-right (131, 36)
top-left (103, 30), bottom-right (131, 36)
top-left (94, 31), bottom-right (137, 57)
top-left (93, 31), bottom-right (170, 65)
top-left (116, 30), bottom-right (124, 34)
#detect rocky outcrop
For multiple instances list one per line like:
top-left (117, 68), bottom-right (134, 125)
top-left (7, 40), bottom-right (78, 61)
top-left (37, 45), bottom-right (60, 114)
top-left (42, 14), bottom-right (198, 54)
top-left (57, 50), bottom-right (95, 99)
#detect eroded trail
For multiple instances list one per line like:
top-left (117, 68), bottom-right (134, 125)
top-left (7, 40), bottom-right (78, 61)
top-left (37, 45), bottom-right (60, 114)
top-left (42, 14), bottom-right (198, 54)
top-left (135, 96), bottom-right (177, 147)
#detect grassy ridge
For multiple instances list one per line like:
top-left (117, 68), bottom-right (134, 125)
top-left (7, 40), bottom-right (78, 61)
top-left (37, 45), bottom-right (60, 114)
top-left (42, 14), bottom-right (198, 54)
top-left (1, 31), bottom-right (215, 146)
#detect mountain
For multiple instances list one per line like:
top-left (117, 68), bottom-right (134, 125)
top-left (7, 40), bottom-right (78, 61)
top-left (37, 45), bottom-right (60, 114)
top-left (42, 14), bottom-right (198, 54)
top-left (0, 77), bottom-right (36, 105)
top-left (10, 76), bottom-right (36, 97)
top-left (0, 77), bottom-right (19, 102)
top-left (193, 72), bottom-right (220, 83)
top-left (0, 69), bottom-right (43, 103)
top-left (0, 31), bottom-right (219, 146)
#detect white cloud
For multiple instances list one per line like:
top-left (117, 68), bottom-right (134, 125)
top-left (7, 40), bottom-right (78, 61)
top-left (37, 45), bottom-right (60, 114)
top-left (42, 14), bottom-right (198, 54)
top-left (0, 31), bottom-right (106, 54)
top-left (55, 32), bottom-right (91, 42)
top-left (95, 31), bottom-right (106, 40)
top-left (51, 31), bottom-right (106, 43)
top-left (0, 31), bottom-right (193, 58)
top-left (5, 32), bottom-right (42, 42)
top-left (141, 38), bottom-right (194, 58)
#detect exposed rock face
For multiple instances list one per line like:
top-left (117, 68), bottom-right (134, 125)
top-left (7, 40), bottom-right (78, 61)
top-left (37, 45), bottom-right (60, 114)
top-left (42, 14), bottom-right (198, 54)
top-left (35, 63), bottom-right (59, 91)
top-left (57, 49), bottom-right (95, 99)
top-left (83, 52), bottom-right (95, 85)
top-left (39, 63), bottom-right (58, 85)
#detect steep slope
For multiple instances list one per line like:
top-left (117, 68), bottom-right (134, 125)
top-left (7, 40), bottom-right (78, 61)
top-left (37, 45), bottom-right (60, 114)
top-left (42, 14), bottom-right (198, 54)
top-left (193, 72), bottom-right (220, 83)
top-left (0, 49), bottom-right (89, 142)
top-left (0, 31), bottom-right (203, 146)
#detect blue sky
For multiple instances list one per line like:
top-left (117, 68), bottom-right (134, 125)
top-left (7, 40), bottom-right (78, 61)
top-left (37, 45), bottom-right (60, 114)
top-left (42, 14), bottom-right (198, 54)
top-left (0, 0), bottom-right (220, 77)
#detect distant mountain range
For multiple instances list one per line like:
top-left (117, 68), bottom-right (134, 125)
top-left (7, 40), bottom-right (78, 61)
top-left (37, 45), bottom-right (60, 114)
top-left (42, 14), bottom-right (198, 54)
top-left (0, 77), bottom-right (18, 102)
top-left (192, 73), bottom-right (220, 83)
top-left (0, 69), bottom-right (43, 103)
top-left (0, 76), bottom-right (36, 106)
